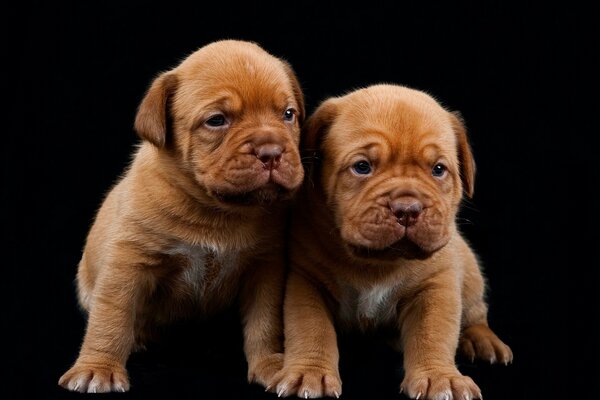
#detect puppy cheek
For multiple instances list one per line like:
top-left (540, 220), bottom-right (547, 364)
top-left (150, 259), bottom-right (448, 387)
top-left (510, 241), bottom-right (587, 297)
top-left (340, 222), bottom-right (401, 250)
top-left (441, 173), bottom-right (462, 208)
top-left (327, 172), bottom-right (363, 207)
top-left (414, 202), bottom-right (453, 251)
top-left (212, 158), bottom-right (262, 190)
top-left (189, 148), bottom-right (228, 188)
top-left (326, 178), bottom-right (361, 225)
top-left (413, 222), bottom-right (451, 252)
top-left (277, 147), bottom-right (305, 190)
top-left (335, 201), bottom-right (384, 247)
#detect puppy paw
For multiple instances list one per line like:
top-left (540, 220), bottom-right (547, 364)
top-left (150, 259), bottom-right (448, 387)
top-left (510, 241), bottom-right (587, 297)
top-left (58, 362), bottom-right (129, 393)
top-left (400, 367), bottom-right (480, 400)
top-left (271, 365), bottom-right (342, 398)
top-left (247, 352), bottom-right (284, 390)
top-left (459, 324), bottom-right (513, 365)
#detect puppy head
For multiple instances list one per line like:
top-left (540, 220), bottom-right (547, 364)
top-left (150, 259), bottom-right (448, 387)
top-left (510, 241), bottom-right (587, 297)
top-left (134, 40), bottom-right (305, 206)
top-left (304, 84), bottom-right (475, 261)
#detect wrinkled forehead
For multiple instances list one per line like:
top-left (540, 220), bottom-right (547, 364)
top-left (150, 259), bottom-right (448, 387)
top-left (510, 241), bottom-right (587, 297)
top-left (173, 47), bottom-right (295, 113)
top-left (326, 92), bottom-right (456, 158)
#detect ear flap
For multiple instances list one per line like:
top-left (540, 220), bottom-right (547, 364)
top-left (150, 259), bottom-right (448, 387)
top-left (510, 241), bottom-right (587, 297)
top-left (302, 98), bottom-right (339, 153)
top-left (281, 61), bottom-right (306, 124)
top-left (449, 111), bottom-right (476, 198)
top-left (301, 99), bottom-right (339, 183)
top-left (134, 72), bottom-right (178, 148)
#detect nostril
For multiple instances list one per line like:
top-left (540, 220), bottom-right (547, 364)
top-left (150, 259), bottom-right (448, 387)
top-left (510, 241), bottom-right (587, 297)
top-left (390, 199), bottom-right (423, 227)
top-left (255, 144), bottom-right (283, 168)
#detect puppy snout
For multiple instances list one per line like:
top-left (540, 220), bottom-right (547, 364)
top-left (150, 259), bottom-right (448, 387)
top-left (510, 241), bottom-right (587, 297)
top-left (390, 198), bottom-right (423, 227)
top-left (255, 144), bottom-right (283, 170)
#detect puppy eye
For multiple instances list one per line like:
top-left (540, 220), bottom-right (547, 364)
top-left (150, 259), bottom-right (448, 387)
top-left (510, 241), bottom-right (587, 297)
top-left (205, 114), bottom-right (227, 128)
top-left (351, 160), bottom-right (372, 175)
top-left (432, 163), bottom-right (447, 178)
top-left (283, 108), bottom-right (295, 122)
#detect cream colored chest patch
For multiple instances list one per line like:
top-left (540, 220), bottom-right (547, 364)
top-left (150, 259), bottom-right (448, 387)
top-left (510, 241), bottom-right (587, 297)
top-left (166, 243), bottom-right (240, 296)
top-left (338, 283), bottom-right (398, 326)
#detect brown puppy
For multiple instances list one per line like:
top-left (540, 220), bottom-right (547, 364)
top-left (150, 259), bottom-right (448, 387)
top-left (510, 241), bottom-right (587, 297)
top-left (273, 84), bottom-right (512, 399)
top-left (58, 39), bottom-right (305, 393)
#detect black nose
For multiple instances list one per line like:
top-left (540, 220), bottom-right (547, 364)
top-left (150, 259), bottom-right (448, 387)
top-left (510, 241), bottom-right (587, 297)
top-left (390, 198), bottom-right (423, 226)
top-left (255, 144), bottom-right (283, 170)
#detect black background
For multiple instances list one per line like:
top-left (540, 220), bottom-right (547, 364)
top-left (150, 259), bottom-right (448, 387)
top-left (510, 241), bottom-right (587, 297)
top-left (4, 2), bottom-right (593, 400)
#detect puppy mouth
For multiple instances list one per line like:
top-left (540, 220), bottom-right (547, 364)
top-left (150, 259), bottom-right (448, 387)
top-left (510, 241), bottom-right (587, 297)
top-left (206, 151), bottom-right (303, 207)
top-left (347, 238), bottom-right (433, 261)
top-left (212, 182), bottom-right (293, 206)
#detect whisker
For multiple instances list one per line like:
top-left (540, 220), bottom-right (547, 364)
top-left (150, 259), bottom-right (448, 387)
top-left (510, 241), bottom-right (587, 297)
top-left (460, 199), bottom-right (480, 212)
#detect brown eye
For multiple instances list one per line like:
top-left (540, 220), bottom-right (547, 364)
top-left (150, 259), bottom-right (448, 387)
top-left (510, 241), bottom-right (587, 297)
top-left (432, 163), bottom-right (447, 177)
top-left (205, 114), bottom-right (227, 127)
top-left (352, 160), bottom-right (372, 175)
top-left (283, 108), bottom-right (295, 122)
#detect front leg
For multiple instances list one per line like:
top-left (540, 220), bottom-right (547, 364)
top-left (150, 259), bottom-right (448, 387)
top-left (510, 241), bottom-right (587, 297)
top-left (271, 271), bottom-right (342, 399)
top-left (240, 250), bottom-right (286, 390)
top-left (459, 248), bottom-right (513, 365)
top-left (58, 261), bottom-right (147, 393)
top-left (398, 271), bottom-right (481, 400)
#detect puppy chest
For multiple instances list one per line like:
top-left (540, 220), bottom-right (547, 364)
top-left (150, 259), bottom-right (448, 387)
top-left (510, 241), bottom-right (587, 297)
top-left (337, 284), bottom-right (399, 327)
top-left (164, 244), bottom-right (241, 297)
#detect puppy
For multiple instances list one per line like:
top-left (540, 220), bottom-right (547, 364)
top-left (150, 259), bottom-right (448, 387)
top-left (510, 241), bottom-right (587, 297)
top-left (273, 84), bottom-right (512, 399)
top-left (58, 39), bottom-right (305, 393)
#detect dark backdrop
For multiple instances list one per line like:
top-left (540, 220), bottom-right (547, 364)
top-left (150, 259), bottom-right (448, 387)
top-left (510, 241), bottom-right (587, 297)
top-left (4, 2), bottom-right (593, 400)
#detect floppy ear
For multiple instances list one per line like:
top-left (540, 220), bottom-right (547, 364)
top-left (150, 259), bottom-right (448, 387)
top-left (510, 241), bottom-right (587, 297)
top-left (302, 98), bottom-right (339, 153)
top-left (449, 111), bottom-right (476, 198)
top-left (134, 72), bottom-right (178, 148)
top-left (300, 98), bottom-right (339, 184)
top-left (281, 61), bottom-right (306, 124)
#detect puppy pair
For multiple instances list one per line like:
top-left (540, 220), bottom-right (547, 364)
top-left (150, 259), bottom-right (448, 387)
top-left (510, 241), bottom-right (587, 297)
top-left (59, 39), bottom-right (511, 399)
top-left (271, 85), bottom-right (513, 400)
top-left (59, 40), bottom-right (305, 392)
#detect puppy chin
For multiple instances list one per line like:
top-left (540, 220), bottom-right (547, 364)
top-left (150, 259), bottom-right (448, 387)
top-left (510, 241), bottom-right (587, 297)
top-left (345, 235), bottom-right (449, 262)
top-left (211, 183), bottom-right (295, 206)
top-left (205, 161), bottom-right (303, 207)
top-left (346, 240), bottom-right (430, 262)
